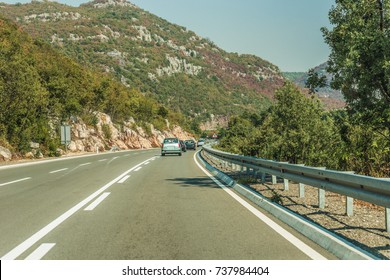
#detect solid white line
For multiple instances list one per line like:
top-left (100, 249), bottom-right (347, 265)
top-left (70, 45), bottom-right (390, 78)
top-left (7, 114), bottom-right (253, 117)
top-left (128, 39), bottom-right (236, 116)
top-left (193, 152), bottom-right (327, 260)
top-left (1, 156), bottom-right (157, 260)
top-left (108, 157), bottom-right (119, 164)
top-left (0, 177), bottom-right (31, 187)
top-left (49, 168), bottom-right (68, 174)
top-left (84, 192), bottom-right (110, 211)
top-left (25, 243), bottom-right (56, 260)
top-left (117, 175), bottom-right (130, 184)
top-left (134, 167), bottom-right (142, 172)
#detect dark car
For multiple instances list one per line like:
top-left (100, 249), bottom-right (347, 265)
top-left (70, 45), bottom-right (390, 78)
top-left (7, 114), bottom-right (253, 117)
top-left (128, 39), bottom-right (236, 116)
top-left (184, 140), bottom-right (196, 150)
top-left (180, 140), bottom-right (187, 152)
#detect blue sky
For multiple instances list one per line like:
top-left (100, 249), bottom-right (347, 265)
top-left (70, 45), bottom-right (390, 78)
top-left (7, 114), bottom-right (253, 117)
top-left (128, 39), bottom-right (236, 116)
top-left (2, 0), bottom-right (335, 72)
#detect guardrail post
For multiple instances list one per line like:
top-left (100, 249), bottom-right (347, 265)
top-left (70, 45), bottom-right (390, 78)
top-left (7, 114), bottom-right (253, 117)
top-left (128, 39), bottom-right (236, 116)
top-left (318, 188), bottom-right (326, 209)
top-left (283, 179), bottom-right (289, 191)
top-left (346, 197), bottom-right (354, 216)
top-left (299, 183), bottom-right (305, 198)
top-left (272, 175), bottom-right (277, 184)
top-left (261, 172), bottom-right (266, 183)
top-left (386, 208), bottom-right (390, 233)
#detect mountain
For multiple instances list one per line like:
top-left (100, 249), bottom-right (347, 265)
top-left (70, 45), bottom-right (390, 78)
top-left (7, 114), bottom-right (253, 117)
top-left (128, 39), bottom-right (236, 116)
top-left (283, 62), bottom-right (344, 101)
top-left (0, 14), bottom-right (192, 159)
top-left (0, 0), bottom-right (285, 125)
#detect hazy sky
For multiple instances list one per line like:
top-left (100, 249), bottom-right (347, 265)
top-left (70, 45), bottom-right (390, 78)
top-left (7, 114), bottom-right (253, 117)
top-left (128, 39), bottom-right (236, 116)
top-left (2, 0), bottom-right (335, 72)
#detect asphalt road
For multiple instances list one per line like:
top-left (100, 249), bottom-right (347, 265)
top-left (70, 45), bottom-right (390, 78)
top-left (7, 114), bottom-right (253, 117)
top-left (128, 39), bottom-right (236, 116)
top-left (0, 149), bottom-right (337, 260)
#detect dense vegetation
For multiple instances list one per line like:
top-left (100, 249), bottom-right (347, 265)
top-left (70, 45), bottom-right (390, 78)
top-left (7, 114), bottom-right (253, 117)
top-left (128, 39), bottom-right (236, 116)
top-left (218, 82), bottom-right (389, 176)
top-left (219, 0), bottom-right (390, 177)
top-left (0, 16), bottom-right (182, 156)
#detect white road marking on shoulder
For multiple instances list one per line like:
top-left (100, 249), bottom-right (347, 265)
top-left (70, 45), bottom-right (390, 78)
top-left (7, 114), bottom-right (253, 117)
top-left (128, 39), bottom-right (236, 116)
top-left (0, 177), bottom-right (31, 187)
top-left (1, 156), bottom-right (157, 260)
top-left (84, 192), bottom-right (110, 211)
top-left (117, 175), bottom-right (131, 184)
top-left (49, 168), bottom-right (68, 174)
top-left (193, 152), bottom-right (327, 260)
top-left (25, 243), bottom-right (56, 260)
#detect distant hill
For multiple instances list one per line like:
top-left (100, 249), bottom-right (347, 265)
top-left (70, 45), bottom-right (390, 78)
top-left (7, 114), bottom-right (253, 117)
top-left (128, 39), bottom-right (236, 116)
top-left (283, 63), bottom-right (344, 101)
top-left (0, 0), bottom-right (286, 125)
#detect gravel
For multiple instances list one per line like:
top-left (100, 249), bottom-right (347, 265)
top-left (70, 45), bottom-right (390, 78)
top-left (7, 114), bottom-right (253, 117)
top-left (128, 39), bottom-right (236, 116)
top-left (202, 152), bottom-right (390, 260)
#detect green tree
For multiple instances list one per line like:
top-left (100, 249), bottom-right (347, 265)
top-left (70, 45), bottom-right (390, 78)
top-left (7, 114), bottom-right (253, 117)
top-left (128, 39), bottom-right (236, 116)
top-left (305, 68), bottom-right (327, 94)
top-left (321, 0), bottom-right (390, 129)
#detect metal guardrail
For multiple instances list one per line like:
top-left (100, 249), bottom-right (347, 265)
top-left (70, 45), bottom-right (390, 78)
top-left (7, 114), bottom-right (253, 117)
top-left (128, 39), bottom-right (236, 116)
top-left (202, 145), bottom-right (390, 232)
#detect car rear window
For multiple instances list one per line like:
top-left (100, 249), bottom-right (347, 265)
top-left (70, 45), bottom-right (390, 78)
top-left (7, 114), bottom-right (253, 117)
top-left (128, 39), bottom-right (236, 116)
top-left (163, 138), bottom-right (178, 143)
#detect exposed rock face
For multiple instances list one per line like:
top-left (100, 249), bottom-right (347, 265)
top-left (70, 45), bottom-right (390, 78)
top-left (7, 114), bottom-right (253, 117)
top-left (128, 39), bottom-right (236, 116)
top-left (199, 114), bottom-right (229, 131)
top-left (0, 146), bottom-right (12, 161)
top-left (67, 112), bottom-right (194, 153)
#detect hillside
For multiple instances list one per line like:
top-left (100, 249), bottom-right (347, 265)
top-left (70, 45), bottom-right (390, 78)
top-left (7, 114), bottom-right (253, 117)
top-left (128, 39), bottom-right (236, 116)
top-left (0, 0), bottom-right (285, 125)
top-left (0, 15), bottom-right (192, 159)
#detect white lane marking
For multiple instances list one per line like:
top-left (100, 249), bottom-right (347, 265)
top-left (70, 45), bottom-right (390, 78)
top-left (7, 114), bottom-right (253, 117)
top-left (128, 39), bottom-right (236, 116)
top-left (0, 177), bottom-right (31, 187)
top-left (49, 168), bottom-right (68, 174)
top-left (117, 175), bottom-right (130, 184)
top-left (84, 192), bottom-right (110, 211)
top-left (98, 159), bottom-right (108, 162)
top-left (144, 162), bottom-right (150, 165)
top-left (79, 162), bottom-right (91, 167)
top-left (25, 243), bottom-right (56, 260)
top-left (1, 156), bottom-right (157, 260)
top-left (193, 152), bottom-right (327, 260)
top-left (108, 157), bottom-right (119, 164)
top-left (134, 167), bottom-right (142, 172)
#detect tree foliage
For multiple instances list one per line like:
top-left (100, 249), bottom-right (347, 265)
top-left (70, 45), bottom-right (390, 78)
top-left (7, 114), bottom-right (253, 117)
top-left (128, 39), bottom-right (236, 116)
top-left (218, 82), bottom-right (389, 176)
top-left (321, 0), bottom-right (390, 129)
top-left (305, 68), bottom-right (327, 94)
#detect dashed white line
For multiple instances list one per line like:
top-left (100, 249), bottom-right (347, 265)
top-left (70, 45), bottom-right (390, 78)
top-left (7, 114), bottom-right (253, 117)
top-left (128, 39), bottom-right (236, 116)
top-left (49, 168), bottom-right (68, 174)
top-left (134, 167), bottom-right (142, 172)
top-left (25, 243), bottom-right (56, 260)
top-left (144, 162), bottom-right (150, 165)
top-left (1, 156), bottom-right (157, 260)
top-left (98, 159), bottom-right (108, 162)
top-left (117, 175), bottom-right (131, 184)
top-left (84, 192), bottom-right (110, 211)
top-left (0, 177), bottom-right (31, 187)
top-left (108, 157), bottom-right (119, 164)
top-left (79, 162), bottom-right (91, 167)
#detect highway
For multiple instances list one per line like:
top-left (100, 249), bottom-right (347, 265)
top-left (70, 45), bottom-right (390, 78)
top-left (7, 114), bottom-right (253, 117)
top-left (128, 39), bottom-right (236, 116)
top-left (0, 149), bottom-right (337, 260)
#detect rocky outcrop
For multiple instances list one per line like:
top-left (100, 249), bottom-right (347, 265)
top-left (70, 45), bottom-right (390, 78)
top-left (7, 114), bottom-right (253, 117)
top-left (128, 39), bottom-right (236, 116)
top-left (67, 112), bottom-right (194, 153)
top-left (0, 146), bottom-right (12, 161)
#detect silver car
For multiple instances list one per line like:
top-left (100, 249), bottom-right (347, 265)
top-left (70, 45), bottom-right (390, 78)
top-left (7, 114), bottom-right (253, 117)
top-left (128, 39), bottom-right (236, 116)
top-left (161, 137), bottom-right (182, 156)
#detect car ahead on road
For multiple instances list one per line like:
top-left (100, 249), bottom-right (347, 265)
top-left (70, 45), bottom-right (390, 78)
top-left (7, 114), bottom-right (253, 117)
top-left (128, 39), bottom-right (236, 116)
top-left (184, 140), bottom-right (196, 150)
top-left (161, 137), bottom-right (182, 156)
top-left (197, 138), bottom-right (205, 147)
top-left (179, 140), bottom-right (187, 152)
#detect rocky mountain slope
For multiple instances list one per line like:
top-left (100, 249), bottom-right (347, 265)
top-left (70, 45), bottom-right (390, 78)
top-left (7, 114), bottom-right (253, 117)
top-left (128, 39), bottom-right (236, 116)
top-left (0, 14), bottom-right (193, 161)
top-left (0, 0), bottom-right (285, 125)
